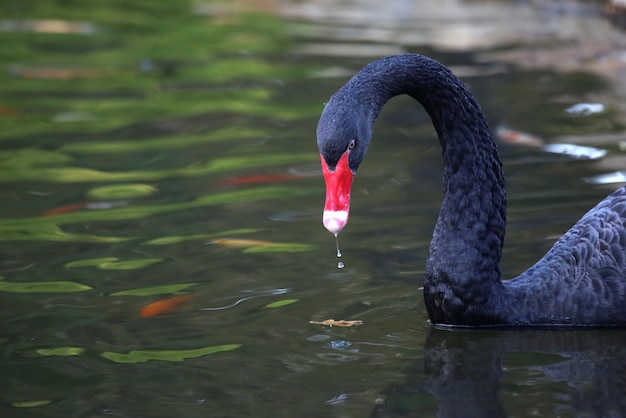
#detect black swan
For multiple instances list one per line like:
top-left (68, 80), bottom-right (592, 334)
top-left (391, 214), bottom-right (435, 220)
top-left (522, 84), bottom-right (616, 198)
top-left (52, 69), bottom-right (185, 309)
top-left (316, 54), bottom-right (626, 326)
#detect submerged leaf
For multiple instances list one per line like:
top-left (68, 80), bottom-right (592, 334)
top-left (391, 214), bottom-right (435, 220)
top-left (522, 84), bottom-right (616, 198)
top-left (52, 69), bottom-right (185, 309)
top-left (0, 280), bottom-right (92, 293)
top-left (101, 343), bottom-right (242, 363)
top-left (65, 257), bottom-right (119, 268)
top-left (65, 257), bottom-right (162, 270)
top-left (12, 400), bottom-right (52, 408)
top-left (145, 228), bottom-right (260, 245)
top-left (87, 184), bottom-right (157, 199)
top-left (264, 299), bottom-right (298, 308)
top-left (212, 238), bottom-right (315, 253)
top-left (37, 347), bottom-right (85, 356)
top-left (243, 243), bottom-right (314, 253)
top-left (99, 258), bottom-right (162, 270)
top-left (212, 238), bottom-right (277, 248)
top-left (110, 283), bottom-right (198, 296)
top-left (144, 234), bottom-right (214, 246)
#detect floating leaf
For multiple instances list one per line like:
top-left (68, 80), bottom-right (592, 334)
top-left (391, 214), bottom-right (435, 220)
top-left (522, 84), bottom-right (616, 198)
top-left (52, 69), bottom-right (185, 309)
top-left (87, 184), bottom-right (157, 199)
top-left (101, 343), bottom-right (242, 363)
top-left (12, 400), bottom-right (52, 408)
top-left (0, 280), bottom-right (92, 293)
top-left (110, 283), bottom-right (198, 296)
top-left (37, 347), bottom-right (85, 356)
top-left (264, 299), bottom-right (298, 308)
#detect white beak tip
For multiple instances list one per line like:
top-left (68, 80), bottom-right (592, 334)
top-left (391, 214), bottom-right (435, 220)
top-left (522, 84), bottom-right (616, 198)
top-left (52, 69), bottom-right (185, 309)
top-left (322, 210), bottom-right (349, 235)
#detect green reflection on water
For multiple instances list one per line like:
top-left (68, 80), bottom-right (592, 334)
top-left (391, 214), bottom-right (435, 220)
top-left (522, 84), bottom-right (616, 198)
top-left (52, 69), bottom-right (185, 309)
top-left (0, 186), bottom-right (311, 242)
top-left (61, 127), bottom-right (266, 154)
top-left (0, 151), bottom-right (315, 183)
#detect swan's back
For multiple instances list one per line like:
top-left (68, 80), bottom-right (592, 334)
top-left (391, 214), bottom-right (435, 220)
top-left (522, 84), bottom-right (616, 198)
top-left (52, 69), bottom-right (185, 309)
top-left (504, 186), bottom-right (626, 325)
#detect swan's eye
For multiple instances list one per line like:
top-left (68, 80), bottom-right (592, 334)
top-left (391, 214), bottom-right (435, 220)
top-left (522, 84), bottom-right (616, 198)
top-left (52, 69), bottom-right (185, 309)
top-left (348, 139), bottom-right (356, 150)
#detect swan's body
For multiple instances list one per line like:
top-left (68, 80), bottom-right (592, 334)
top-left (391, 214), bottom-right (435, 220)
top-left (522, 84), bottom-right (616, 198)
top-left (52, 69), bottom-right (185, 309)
top-left (316, 54), bottom-right (626, 326)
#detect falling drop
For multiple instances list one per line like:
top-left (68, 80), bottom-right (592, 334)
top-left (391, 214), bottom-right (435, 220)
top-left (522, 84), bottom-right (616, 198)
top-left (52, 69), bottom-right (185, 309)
top-left (334, 234), bottom-right (342, 258)
top-left (334, 234), bottom-right (344, 269)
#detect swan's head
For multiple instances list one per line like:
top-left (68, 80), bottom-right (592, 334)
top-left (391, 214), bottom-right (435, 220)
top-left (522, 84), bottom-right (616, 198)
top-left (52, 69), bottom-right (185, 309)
top-left (316, 95), bottom-right (372, 235)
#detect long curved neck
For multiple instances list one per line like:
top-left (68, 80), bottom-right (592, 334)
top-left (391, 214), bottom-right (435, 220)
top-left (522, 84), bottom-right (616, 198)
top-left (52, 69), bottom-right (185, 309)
top-left (342, 55), bottom-right (507, 324)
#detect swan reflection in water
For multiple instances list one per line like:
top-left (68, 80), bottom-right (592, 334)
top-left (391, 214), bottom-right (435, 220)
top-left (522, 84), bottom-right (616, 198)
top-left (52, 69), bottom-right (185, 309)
top-left (372, 328), bottom-right (626, 417)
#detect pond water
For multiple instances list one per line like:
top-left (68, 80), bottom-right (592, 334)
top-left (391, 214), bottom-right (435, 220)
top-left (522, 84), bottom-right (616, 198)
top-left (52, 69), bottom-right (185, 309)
top-left (2, 1), bottom-right (626, 417)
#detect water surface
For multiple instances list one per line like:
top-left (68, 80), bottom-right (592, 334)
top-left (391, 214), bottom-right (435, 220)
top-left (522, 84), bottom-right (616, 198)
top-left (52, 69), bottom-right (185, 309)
top-left (2, 1), bottom-right (626, 417)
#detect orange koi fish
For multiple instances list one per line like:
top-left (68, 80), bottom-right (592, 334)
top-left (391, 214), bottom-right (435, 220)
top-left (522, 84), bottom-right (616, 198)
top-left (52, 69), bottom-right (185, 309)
top-left (496, 126), bottom-right (543, 147)
top-left (140, 294), bottom-right (193, 317)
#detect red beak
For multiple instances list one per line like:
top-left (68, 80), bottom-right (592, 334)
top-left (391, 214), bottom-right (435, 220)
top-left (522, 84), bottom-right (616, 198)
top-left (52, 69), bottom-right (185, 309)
top-left (321, 151), bottom-right (354, 235)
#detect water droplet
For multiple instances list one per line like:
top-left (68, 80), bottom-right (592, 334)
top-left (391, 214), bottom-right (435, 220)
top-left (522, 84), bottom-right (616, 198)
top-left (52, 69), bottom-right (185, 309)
top-left (334, 234), bottom-right (342, 258)
top-left (332, 234), bottom-right (345, 268)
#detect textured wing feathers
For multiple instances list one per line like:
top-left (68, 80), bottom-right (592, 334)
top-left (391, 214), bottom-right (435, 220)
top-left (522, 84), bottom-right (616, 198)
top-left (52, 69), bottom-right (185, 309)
top-left (505, 187), bottom-right (626, 325)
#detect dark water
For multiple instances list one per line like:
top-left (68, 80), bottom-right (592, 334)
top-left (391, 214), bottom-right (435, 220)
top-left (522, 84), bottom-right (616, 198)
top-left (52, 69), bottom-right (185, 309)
top-left (2, 1), bottom-right (626, 417)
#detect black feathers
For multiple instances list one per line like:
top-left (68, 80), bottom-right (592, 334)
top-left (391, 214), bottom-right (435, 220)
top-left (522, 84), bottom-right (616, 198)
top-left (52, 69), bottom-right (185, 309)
top-left (316, 54), bottom-right (626, 326)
